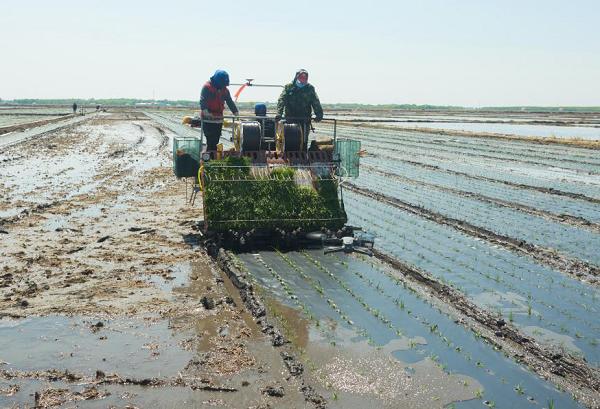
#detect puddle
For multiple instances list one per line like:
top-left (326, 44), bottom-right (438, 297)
top-left (472, 291), bottom-right (529, 313)
top-left (0, 315), bottom-right (193, 379)
top-left (305, 326), bottom-right (480, 409)
top-left (143, 262), bottom-right (192, 294)
top-left (0, 207), bottom-right (26, 219)
top-left (522, 326), bottom-right (583, 356)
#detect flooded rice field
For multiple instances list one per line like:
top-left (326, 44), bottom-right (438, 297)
top-left (1, 109), bottom-right (599, 408)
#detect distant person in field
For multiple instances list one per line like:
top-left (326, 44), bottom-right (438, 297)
top-left (276, 69), bottom-right (323, 151)
top-left (72, 102), bottom-right (77, 114)
top-left (200, 70), bottom-right (239, 151)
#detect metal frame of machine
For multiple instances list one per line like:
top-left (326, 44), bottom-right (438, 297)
top-left (181, 113), bottom-right (370, 253)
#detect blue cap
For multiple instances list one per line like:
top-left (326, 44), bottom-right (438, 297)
top-left (210, 70), bottom-right (230, 89)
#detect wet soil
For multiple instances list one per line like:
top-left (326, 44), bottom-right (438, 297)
top-left (0, 114), bottom-right (309, 408)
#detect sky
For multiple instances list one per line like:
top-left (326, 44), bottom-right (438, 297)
top-left (1, 0), bottom-right (599, 106)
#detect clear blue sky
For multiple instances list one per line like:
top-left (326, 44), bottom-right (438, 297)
top-left (1, 0), bottom-right (598, 106)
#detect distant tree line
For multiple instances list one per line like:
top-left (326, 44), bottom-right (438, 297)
top-left (1, 98), bottom-right (598, 112)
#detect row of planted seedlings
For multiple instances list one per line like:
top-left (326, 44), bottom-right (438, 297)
top-left (367, 143), bottom-right (600, 200)
top-left (317, 121), bottom-right (600, 200)
top-left (251, 247), bottom-right (581, 408)
top-left (345, 192), bottom-right (598, 314)
top-left (359, 159), bottom-right (600, 230)
top-left (352, 169), bottom-right (600, 260)
top-left (344, 190), bottom-right (600, 367)
top-left (317, 124), bottom-right (600, 183)
top-left (318, 124), bottom-right (600, 171)
top-left (359, 156), bottom-right (600, 225)
top-left (346, 191), bottom-right (600, 338)
top-left (355, 137), bottom-right (600, 199)
top-left (315, 122), bottom-right (600, 163)
top-left (351, 170), bottom-right (600, 265)
top-left (232, 250), bottom-right (398, 402)
top-left (345, 201), bottom-right (600, 353)
top-left (351, 170), bottom-right (600, 264)
top-left (357, 127), bottom-right (600, 174)
top-left (300, 250), bottom-right (588, 408)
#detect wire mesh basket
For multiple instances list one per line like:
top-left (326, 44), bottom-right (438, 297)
top-left (173, 137), bottom-right (201, 178)
top-left (201, 157), bottom-right (347, 232)
top-left (334, 138), bottom-right (361, 178)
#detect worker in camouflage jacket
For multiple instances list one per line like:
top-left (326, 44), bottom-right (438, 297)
top-left (276, 69), bottom-right (323, 150)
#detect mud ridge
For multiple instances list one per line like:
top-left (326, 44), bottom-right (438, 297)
top-left (0, 200), bottom-right (62, 228)
top-left (0, 368), bottom-right (237, 392)
top-left (370, 153), bottom-right (600, 205)
top-left (212, 247), bottom-right (327, 408)
top-left (363, 164), bottom-right (600, 234)
top-left (0, 115), bottom-right (94, 149)
top-left (371, 249), bottom-right (600, 408)
top-left (0, 155), bottom-right (24, 164)
top-left (0, 114), bottom-right (75, 136)
top-left (347, 184), bottom-right (600, 286)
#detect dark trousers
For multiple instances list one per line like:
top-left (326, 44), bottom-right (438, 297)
top-left (202, 122), bottom-right (223, 151)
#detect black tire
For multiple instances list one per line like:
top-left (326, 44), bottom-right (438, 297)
top-left (283, 124), bottom-right (303, 152)
top-left (240, 122), bottom-right (261, 152)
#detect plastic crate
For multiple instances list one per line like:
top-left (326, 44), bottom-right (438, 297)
top-left (334, 138), bottom-right (361, 178)
top-left (173, 137), bottom-right (201, 178)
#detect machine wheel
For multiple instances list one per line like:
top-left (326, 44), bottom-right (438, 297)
top-left (240, 122), bottom-right (262, 152)
top-left (275, 123), bottom-right (303, 152)
top-left (233, 122), bottom-right (242, 150)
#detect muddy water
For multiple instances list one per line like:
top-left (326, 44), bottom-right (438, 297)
top-left (0, 315), bottom-right (193, 378)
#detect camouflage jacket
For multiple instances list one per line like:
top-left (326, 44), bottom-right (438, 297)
top-left (276, 83), bottom-right (323, 121)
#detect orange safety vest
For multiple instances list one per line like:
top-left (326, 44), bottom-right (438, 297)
top-left (201, 81), bottom-right (229, 118)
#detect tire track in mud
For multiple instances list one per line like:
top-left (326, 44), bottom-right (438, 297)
top-left (212, 248), bottom-right (327, 408)
top-left (368, 151), bottom-right (600, 204)
top-left (369, 249), bottom-right (600, 406)
top-left (152, 125), bottom-right (169, 151)
top-left (107, 123), bottom-right (146, 158)
top-left (346, 183), bottom-right (600, 286)
top-left (362, 164), bottom-right (600, 233)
